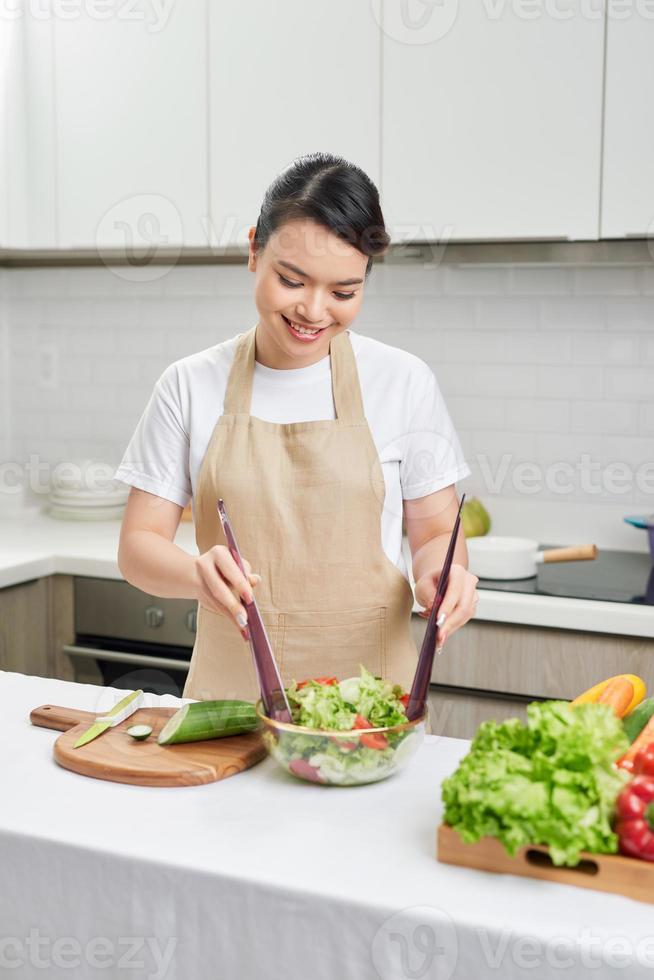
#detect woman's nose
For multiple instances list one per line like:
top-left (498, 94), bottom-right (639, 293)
top-left (296, 294), bottom-right (327, 324)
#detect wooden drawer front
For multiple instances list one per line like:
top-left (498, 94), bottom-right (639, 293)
top-left (428, 687), bottom-right (529, 741)
top-left (414, 616), bottom-right (654, 701)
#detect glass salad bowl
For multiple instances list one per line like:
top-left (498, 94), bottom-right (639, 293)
top-left (256, 702), bottom-right (427, 787)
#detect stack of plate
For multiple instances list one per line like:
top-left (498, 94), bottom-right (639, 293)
top-left (46, 461), bottom-right (129, 520)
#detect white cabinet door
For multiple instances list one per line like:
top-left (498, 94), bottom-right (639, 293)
top-left (208, 1), bottom-right (380, 250)
top-left (601, 4), bottom-right (654, 238)
top-left (54, 2), bottom-right (208, 250)
top-left (382, 2), bottom-right (605, 242)
top-left (0, 17), bottom-right (55, 248)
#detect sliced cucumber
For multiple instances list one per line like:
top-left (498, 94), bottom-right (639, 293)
top-left (157, 699), bottom-right (258, 745)
top-left (126, 724), bottom-right (153, 741)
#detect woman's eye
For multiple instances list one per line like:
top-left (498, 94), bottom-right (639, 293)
top-left (278, 273), bottom-right (355, 301)
top-left (278, 274), bottom-right (302, 289)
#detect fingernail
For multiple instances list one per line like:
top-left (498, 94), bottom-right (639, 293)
top-left (436, 645), bottom-right (443, 656)
top-left (436, 613), bottom-right (447, 628)
top-left (236, 612), bottom-right (248, 628)
top-left (250, 573), bottom-right (262, 583)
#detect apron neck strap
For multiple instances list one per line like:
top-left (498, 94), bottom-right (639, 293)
top-left (223, 325), bottom-right (365, 423)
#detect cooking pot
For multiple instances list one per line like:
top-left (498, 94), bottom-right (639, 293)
top-left (467, 536), bottom-right (597, 580)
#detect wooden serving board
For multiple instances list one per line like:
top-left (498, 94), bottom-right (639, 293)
top-left (30, 704), bottom-right (266, 787)
top-left (437, 824), bottom-right (654, 904)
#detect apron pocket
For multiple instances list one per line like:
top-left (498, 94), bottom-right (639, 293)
top-left (278, 606), bottom-right (387, 686)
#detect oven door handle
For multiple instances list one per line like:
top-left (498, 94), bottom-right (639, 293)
top-left (62, 644), bottom-right (191, 673)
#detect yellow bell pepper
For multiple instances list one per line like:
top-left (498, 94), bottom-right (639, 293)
top-left (570, 674), bottom-right (646, 718)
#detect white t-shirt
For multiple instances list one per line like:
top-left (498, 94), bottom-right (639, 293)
top-left (114, 329), bottom-right (471, 581)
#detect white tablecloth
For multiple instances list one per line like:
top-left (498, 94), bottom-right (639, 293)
top-left (2, 670), bottom-right (654, 980)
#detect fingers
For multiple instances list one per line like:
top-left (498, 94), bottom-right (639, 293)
top-left (436, 567), bottom-right (479, 650)
top-left (195, 547), bottom-right (260, 638)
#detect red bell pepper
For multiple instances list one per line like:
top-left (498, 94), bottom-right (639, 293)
top-left (615, 775), bottom-right (654, 861)
top-left (296, 676), bottom-right (338, 690)
top-left (353, 713), bottom-right (389, 750)
top-left (400, 693), bottom-right (410, 710)
top-left (632, 743), bottom-right (654, 777)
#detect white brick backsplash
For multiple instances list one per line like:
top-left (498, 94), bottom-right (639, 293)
top-left (2, 262), bottom-right (654, 530)
top-left (605, 368), bottom-right (654, 400)
top-left (540, 298), bottom-right (604, 331)
top-left (474, 299), bottom-right (539, 330)
top-left (412, 297), bottom-right (475, 330)
top-left (443, 396), bottom-right (505, 430)
top-left (572, 333), bottom-right (639, 365)
top-left (536, 365), bottom-right (603, 399)
top-left (508, 267), bottom-right (573, 296)
top-left (506, 398), bottom-right (570, 432)
top-left (606, 298), bottom-right (654, 330)
top-left (571, 400), bottom-right (638, 435)
top-left (443, 267), bottom-right (510, 296)
top-left (433, 363), bottom-right (539, 398)
top-left (574, 267), bottom-right (640, 296)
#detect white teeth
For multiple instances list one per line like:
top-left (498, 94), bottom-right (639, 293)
top-left (288, 320), bottom-right (319, 335)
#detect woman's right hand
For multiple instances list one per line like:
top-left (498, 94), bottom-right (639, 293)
top-left (191, 546), bottom-right (261, 639)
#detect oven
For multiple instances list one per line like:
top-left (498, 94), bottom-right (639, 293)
top-left (65, 577), bottom-right (197, 696)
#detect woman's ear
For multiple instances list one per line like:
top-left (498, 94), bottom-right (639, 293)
top-left (247, 226), bottom-right (258, 272)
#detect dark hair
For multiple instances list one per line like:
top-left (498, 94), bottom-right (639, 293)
top-left (253, 152), bottom-right (390, 279)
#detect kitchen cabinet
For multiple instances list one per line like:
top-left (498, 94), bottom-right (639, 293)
top-left (601, 3), bottom-right (654, 237)
top-left (208, 1), bottom-right (380, 250)
top-left (52, 1), bottom-right (208, 250)
top-left (382, 3), bottom-right (604, 242)
top-left (1, 16), bottom-right (56, 248)
top-left (0, 575), bottom-right (74, 681)
top-left (416, 615), bottom-right (654, 740)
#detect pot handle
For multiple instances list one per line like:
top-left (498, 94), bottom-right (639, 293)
top-left (537, 544), bottom-right (597, 564)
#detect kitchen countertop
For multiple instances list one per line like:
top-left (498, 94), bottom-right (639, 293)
top-left (4, 669), bottom-right (654, 980)
top-left (1, 507), bottom-right (654, 639)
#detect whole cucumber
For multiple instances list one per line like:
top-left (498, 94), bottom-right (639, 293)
top-left (157, 699), bottom-right (258, 745)
top-left (623, 697), bottom-right (654, 744)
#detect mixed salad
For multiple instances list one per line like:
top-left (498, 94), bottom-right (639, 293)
top-left (264, 665), bottom-right (423, 786)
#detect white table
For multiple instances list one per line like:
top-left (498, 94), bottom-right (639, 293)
top-left (2, 670), bottom-right (653, 980)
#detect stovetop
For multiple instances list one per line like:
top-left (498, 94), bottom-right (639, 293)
top-left (476, 547), bottom-right (654, 606)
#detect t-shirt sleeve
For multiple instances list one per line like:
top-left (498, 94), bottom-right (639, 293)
top-left (113, 363), bottom-right (192, 508)
top-left (400, 362), bottom-right (471, 500)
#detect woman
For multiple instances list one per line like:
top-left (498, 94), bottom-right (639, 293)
top-left (115, 152), bottom-right (478, 706)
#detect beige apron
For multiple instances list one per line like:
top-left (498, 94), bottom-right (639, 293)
top-left (183, 324), bottom-right (420, 705)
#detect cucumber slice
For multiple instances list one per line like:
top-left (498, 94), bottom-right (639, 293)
top-left (126, 724), bottom-right (153, 741)
top-left (157, 699), bottom-right (258, 745)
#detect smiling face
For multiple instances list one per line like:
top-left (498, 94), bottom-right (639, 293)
top-left (247, 219), bottom-right (369, 369)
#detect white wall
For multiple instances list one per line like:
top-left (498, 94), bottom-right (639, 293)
top-left (2, 260), bottom-right (653, 551)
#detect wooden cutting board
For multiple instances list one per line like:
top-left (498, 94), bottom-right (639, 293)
top-left (30, 704), bottom-right (266, 787)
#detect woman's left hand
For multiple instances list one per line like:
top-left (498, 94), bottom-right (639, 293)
top-left (414, 563), bottom-right (479, 652)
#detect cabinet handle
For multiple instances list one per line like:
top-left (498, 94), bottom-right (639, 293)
top-left (62, 644), bottom-right (190, 672)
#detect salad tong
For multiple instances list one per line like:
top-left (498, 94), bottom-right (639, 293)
top-left (405, 494), bottom-right (466, 722)
top-left (217, 500), bottom-right (292, 723)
